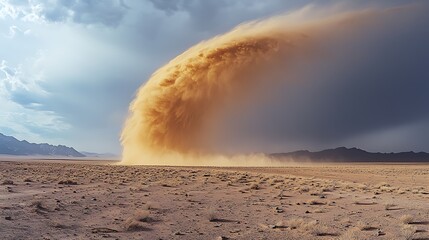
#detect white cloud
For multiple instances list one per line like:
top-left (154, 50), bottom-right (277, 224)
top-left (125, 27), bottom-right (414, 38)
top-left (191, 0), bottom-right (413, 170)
top-left (0, 0), bottom-right (44, 22)
top-left (0, 0), bottom-right (18, 19)
top-left (0, 99), bottom-right (71, 143)
top-left (0, 0), bottom-right (19, 19)
top-left (4, 25), bottom-right (30, 38)
top-left (0, 55), bottom-right (47, 98)
top-left (0, 55), bottom-right (70, 144)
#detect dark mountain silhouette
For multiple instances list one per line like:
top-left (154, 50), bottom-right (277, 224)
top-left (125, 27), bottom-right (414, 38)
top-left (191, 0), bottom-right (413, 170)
top-left (0, 133), bottom-right (85, 157)
top-left (270, 147), bottom-right (429, 162)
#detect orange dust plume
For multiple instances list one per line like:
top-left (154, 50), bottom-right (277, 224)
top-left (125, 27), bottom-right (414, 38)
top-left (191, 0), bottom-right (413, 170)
top-left (120, 5), bottom-right (411, 165)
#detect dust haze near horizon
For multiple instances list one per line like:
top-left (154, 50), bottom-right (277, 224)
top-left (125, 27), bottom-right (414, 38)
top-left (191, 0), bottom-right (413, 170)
top-left (120, 3), bottom-right (429, 165)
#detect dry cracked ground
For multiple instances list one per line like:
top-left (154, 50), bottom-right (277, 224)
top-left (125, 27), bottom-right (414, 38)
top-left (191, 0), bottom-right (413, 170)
top-left (1, 159), bottom-right (428, 240)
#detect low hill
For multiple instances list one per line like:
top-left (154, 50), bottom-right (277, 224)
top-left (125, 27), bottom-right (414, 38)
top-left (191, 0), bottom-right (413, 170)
top-left (270, 147), bottom-right (429, 162)
top-left (0, 133), bottom-right (85, 157)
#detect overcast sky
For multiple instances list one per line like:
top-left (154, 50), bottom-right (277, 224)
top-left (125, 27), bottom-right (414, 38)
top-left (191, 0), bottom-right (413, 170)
top-left (1, 0), bottom-right (428, 154)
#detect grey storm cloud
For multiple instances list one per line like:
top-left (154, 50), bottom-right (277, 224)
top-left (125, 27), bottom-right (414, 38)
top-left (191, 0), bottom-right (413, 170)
top-left (38, 0), bottom-right (128, 27)
top-left (148, 0), bottom-right (180, 15)
top-left (218, 3), bottom-right (429, 153)
top-left (148, 0), bottom-right (304, 32)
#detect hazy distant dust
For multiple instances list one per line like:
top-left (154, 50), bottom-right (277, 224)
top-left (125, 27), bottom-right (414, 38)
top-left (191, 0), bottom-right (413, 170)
top-left (120, 5), bottom-right (416, 165)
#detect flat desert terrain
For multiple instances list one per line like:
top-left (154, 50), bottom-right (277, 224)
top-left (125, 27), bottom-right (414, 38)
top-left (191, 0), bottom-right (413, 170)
top-left (1, 159), bottom-right (428, 240)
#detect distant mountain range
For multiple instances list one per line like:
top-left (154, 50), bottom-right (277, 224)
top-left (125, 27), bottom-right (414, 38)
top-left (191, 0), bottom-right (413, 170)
top-left (270, 147), bottom-right (429, 162)
top-left (0, 133), bottom-right (85, 157)
top-left (80, 151), bottom-right (118, 158)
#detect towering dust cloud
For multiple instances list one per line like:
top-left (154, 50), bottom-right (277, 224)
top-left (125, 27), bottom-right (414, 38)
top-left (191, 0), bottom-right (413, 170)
top-left (120, 5), bottom-right (414, 165)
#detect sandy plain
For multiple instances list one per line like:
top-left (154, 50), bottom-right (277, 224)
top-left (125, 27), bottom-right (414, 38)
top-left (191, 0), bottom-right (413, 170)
top-left (0, 159), bottom-right (428, 240)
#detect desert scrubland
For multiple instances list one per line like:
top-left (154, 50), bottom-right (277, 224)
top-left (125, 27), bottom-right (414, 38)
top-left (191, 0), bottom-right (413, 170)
top-left (1, 159), bottom-right (428, 240)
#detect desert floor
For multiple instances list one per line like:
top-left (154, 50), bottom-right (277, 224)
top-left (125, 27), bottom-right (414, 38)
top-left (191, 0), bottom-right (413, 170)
top-left (1, 159), bottom-right (428, 240)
